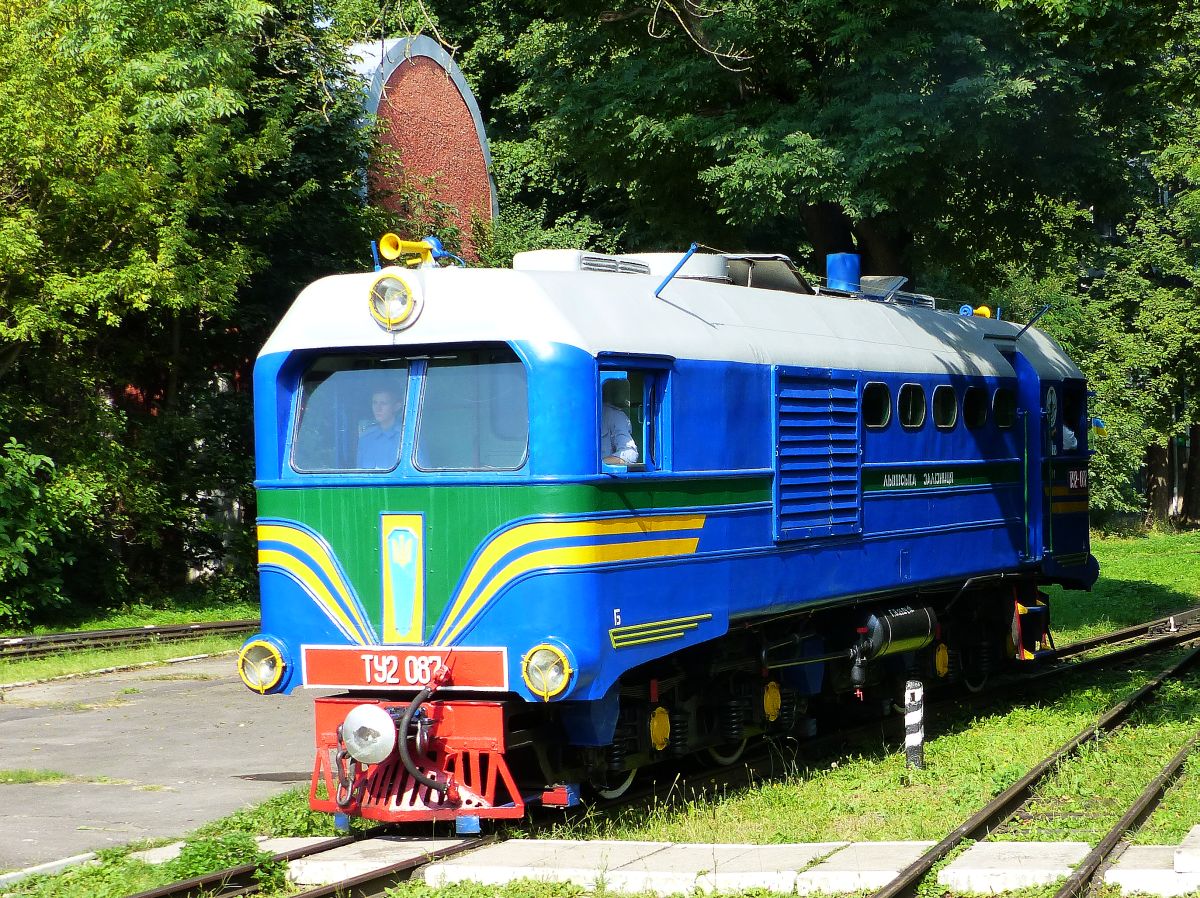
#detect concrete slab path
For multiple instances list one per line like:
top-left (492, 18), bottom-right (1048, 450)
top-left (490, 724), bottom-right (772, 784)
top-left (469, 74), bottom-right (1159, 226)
top-left (425, 839), bottom-right (932, 895)
top-left (0, 656), bottom-right (323, 870)
top-left (795, 841), bottom-right (935, 894)
top-left (938, 841), bottom-right (1090, 893)
top-left (1106, 841), bottom-right (1200, 897)
top-left (423, 837), bottom-right (1200, 896)
top-left (289, 836), bottom-right (466, 885)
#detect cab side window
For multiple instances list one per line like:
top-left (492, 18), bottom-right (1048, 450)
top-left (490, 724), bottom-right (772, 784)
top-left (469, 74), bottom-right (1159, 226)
top-left (1061, 386), bottom-right (1086, 453)
top-left (600, 368), bottom-right (665, 472)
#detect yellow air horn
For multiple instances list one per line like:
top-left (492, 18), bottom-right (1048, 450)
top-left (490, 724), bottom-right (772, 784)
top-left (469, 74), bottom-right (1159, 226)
top-left (379, 233), bottom-right (434, 267)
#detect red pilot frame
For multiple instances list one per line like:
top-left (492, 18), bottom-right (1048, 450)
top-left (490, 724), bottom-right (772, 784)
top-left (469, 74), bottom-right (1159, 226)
top-left (309, 696), bottom-right (525, 821)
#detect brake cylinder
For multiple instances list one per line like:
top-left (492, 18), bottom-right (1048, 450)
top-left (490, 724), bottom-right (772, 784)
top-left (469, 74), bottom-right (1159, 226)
top-left (858, 606), bottom-right (938, 660)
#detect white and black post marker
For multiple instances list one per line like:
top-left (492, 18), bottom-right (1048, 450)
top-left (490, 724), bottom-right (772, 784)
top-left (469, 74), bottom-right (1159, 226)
top-left (904, 679), bottom-right (925, 769)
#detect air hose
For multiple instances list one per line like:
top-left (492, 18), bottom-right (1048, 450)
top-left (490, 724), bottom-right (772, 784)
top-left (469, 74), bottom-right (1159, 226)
top-left (396, 666), bottom-right (453, 796)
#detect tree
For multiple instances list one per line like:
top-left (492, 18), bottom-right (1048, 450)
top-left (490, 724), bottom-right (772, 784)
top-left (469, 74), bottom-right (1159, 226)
top-left (386, 0), bottom-right (1173, 287)
top-left (0, 0), bottom-right (376, 622)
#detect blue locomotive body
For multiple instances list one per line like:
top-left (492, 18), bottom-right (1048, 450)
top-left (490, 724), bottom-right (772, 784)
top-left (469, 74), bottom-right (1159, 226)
top-left (239, 247), bottom-right (1096, 822)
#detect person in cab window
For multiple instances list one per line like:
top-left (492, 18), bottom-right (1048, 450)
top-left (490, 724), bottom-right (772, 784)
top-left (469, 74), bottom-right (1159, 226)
top-left (357, 385), bottom-right (404, 469)
top-left (1063, 423), bottom-right (1078, 451)
top-left (602, 378), bottom-right (639, 466)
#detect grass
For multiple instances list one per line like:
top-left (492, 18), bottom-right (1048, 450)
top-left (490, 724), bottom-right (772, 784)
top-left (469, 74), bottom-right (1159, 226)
top-left (1, 599), bottom-right (259, 639)
top-left (1048, 530), bottom-right (1200, 643)
top-left (997, 673), bottom-right (1200, 843)
top-left (0, 769), bottom-right (70, 785)
top-left (3, 788), bottom-right (341, 897)
top-left (1134, 750), bottom-right (1200, 844)
top-left (541, 660), bottom-right (1170, 846)
top-left (0, 770), bottom-right (138, 787)
top-left (0, 634), bottom-right (247, 686)
top-left (0, 591), bottom-right (259, 685)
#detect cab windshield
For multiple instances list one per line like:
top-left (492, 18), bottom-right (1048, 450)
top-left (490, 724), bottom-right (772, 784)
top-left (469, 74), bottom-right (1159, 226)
top-left (414, 348), bottom-right (528, 471)
top-left (291, 356), bottom-right (409, 473)
top-left (289, 346), bottom-right (528, 474)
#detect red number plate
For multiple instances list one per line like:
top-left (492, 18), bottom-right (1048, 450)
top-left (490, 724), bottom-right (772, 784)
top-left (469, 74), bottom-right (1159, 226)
top-left (301, 646), bottom-right (508, 691)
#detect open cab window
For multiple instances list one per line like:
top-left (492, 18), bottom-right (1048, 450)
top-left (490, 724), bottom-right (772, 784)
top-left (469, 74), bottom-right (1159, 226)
top-left (1061, 383), bottom-right (1087, 455)
top-left (599, 367), bottom-right (666, 473)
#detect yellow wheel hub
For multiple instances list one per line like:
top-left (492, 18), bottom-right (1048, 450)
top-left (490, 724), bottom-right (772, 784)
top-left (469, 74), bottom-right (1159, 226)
top-left (763, 681), bottom-right (782, 722)
top-left (649, 706), bottom-right (671, 751)
top-left (935, 642), bottom-right (950, 678)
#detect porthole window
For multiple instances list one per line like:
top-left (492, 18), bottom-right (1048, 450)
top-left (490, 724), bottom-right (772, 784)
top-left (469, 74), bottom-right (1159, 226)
top-left (994, 387), bottom-right (1017, 429)
top-left (863, 382), bottom-right (891, 428)
top-left (898, 384), bottom-right (926, 429)
top-left (963, 386), bottom-right (988, 430)
top-left (933, 386), bottom-right (957, 430)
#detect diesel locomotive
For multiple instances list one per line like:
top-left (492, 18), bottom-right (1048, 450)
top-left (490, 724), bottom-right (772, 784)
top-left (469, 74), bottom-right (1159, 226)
top-left (237, 238), bottom-right (1097, 828)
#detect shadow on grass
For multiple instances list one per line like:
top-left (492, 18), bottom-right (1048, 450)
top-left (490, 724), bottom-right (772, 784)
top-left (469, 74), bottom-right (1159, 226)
top-left (1050, 578), bottom-right (1200, 641)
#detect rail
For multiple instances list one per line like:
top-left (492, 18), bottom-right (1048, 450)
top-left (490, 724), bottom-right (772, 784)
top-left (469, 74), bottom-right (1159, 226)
top-left (123, 828), bottom-right (488, 898)
top-left (869, 641), bottom-right (1200, 898)
top-left (0, 620), bottom-right (259, 660)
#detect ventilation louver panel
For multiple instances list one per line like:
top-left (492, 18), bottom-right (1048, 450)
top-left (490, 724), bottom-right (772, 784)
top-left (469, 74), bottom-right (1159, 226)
top-left (579, 255), bottom-right (651, 275)
top-left (774, 369), bottom-right (862, 541)
top-left (580, 255), bottom-right (619, 273)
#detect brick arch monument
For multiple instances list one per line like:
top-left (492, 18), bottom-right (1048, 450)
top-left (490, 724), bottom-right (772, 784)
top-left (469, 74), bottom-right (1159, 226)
top-left (350, 36), bottom-right (498, 260)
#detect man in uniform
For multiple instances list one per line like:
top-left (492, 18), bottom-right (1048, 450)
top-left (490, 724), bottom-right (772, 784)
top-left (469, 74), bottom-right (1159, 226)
top-left (357, 385), bottom-right (405, 469)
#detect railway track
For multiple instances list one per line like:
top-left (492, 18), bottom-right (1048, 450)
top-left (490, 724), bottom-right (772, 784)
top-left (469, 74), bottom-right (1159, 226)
top-left (0, 620), bottom-right (259, 660)
top-left (60, 610), bottom-right (1200, 897)
top-left (2, 606), bottom-right (1192, 665)
top-left (123, 829), bottom-right (488, 898)
top-left (868, 641), bottom-right (1200, 898)
top-left (1052, 608), bottom-right (1200, 661)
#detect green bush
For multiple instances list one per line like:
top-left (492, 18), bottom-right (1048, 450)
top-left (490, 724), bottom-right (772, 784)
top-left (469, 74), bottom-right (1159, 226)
top-left (0, 438), bottom-right (98, 625)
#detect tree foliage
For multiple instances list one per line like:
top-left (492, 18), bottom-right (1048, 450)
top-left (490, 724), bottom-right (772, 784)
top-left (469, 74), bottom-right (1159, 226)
top-left (0, 0), bottom-right (376, 623)
top-left (327, 0), bottom-right (1200, 518)
top-left (335, 0), bottom-right (1175, 278)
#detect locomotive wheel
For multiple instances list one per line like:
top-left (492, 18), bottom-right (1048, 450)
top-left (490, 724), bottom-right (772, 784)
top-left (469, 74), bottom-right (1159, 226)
top-left (961, 667), bottom-right (989, 693)
top-left (707, 737), bottom-right (748, 766)
top-left (959, 642), bottom-right (992, 693)
top-left (591, 768), bottom-right (636, 800)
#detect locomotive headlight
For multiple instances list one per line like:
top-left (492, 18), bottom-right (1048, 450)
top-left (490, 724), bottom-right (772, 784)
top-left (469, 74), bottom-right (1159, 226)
top-left (237, 639), bottom-right (285, 694)
top-left (341, 704), bottom-right (397, 765)
top-left (368, 272), bottom-right (421, 332)
top-left (521, 644), bottom-right (572, 701)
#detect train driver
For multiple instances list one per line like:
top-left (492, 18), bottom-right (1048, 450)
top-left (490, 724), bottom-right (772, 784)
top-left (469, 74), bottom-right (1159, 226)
top-left (357, 385), bottom-right (405, 469)
top-left (601, 378), bottom-right (640, 466)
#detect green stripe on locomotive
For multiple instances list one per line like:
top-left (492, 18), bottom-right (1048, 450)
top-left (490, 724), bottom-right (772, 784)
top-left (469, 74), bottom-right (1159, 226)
top-left (258, 477), bottom-right (770, 642)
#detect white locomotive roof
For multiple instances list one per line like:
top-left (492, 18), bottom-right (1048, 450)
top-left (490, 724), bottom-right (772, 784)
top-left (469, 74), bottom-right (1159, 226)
top-left (261, 264), bottom-right (1082, 381)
